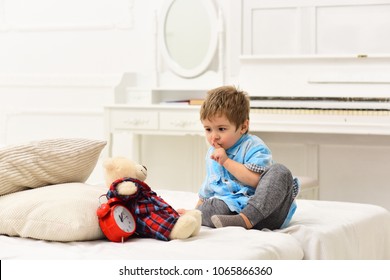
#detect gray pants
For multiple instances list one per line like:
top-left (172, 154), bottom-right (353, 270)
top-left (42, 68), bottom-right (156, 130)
top-left (197, 163), bottom-right (294, 230)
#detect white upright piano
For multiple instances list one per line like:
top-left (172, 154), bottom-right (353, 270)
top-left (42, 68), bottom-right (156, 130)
top-left (240, 55), bottom-right (390, 136)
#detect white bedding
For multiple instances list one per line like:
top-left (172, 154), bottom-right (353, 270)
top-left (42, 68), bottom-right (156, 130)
top-left (279, 199), bottom-right (390, 260)
top-left (1, 189), bottom-right (389, 260)
top-left (0, 226), bottom-right (303, 260)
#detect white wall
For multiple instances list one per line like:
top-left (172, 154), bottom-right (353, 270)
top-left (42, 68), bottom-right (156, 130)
top-left (0, 0), bottom-right (158, 138)
top-left (0, 0), bottom-right (157, 74)
top-left (0, 0), bottom-right (164, 183)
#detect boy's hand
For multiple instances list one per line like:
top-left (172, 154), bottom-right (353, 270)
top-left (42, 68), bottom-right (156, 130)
top-left (211, 143), bottom-right (228, 165)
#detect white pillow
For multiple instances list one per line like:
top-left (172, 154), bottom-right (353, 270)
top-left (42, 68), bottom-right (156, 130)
top-left (0, 138), bottom-right (106, 196)
top-left (0, 183), bottom-right (108, 242)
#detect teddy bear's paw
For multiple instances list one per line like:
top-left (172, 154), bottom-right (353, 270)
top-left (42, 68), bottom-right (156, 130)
top-left (117, 182), bottom-right (138, 195)
top-left (169, 215), bottom-right (197, 240)
top-left (182, 209), bottom-right (202, 237)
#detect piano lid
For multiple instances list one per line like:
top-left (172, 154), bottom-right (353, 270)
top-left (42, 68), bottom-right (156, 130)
top-left (239, 55), bottom-right (390, 101)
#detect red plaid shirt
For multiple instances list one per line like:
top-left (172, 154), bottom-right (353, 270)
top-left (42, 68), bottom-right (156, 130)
top-left (107, 178), bottom-right (180, 241)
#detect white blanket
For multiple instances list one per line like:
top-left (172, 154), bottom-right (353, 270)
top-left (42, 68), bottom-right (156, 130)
top-left (279, 199), bottom-right (390, 259)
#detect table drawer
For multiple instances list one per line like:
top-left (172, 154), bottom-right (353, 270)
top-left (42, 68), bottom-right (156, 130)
top-left (111, 110), bottom-right (158, 130)
top-left (160, 112), bottom-right (203, 131)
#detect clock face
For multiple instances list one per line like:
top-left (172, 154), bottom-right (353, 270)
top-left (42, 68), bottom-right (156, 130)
top-left (113, 205), bottom-right (136, 233)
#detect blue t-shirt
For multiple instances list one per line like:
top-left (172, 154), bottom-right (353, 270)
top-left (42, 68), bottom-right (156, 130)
top-left (199, 133), bottom-right (273, 213)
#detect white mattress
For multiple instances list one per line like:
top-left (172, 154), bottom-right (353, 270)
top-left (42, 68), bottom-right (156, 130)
top-left (1, 189), bottom-right (389, 260)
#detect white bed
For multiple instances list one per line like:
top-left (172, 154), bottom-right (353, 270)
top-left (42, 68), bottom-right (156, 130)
top-left (1, 187), bottom-right (389, 260)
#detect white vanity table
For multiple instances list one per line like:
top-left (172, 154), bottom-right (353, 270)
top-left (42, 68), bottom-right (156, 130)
top-left (104, 104), bottom-right (203, 158)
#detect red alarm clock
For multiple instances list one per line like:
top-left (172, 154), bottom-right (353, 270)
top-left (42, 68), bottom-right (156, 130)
top-left (96, 196), bottom-right (136, 243)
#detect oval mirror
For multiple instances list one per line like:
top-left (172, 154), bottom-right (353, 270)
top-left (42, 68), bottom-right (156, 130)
top-left (159, 0), bottom-right (218, 78)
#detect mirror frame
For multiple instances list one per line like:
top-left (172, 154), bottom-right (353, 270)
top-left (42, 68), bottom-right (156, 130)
top-left (159, 0), bottom-right (219, 78)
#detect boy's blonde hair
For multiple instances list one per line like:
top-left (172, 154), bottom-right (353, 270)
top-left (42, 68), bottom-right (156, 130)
top-left (200, 85), bottom-right (250, 131)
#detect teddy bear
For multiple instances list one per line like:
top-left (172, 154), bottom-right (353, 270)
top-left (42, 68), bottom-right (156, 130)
top-left (102, 156), bottom-right (201, 241)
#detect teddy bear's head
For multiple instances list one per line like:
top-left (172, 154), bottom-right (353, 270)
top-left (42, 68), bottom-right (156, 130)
top-left (103, 157), bottom-right (147, 188)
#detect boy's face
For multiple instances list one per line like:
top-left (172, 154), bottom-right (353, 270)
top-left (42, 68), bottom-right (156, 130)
top-left (201, 114), bottom-right (248, 150)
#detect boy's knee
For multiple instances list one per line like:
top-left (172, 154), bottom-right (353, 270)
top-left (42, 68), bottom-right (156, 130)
top-left (268, 164), bottom-right (293, 187)
top-left (270, 163), bottom-right (292, 176)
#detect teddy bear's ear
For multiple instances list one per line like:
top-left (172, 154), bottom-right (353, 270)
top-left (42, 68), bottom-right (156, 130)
top-left (135, 164), bottom-right (147, 181)
top-left (103, 158), bottom-right (114, 170)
